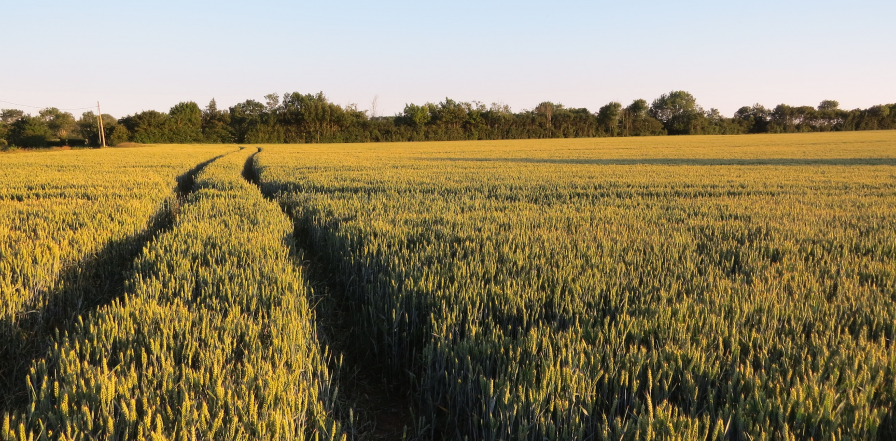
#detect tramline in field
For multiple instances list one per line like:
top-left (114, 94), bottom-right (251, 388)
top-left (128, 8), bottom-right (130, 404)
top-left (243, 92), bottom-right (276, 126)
top-left (3, 147), bottom-right (347, 440)
top-left (0, 132), bottom-right (894, 440)
top-left (0, 145), bottom-right (235, 408)
top-left (256, 131), bottom-right (896, 440)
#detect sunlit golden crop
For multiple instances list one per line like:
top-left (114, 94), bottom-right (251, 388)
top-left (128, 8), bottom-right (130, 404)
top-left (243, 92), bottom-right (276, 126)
top-left (2, 132), bottom-right (894, 440)
top-left (2, 147), bottom-right (345, 440)
top-left (258, 131), bottom-right (896, 440)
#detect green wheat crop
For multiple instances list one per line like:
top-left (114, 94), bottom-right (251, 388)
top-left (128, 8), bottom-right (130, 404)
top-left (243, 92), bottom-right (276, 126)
top-left (0, 145), bottom-right (235, 407)
top-left (257, 131), bottom-right (896, 440)
top-left (3, 147), bottom-right (346, 441)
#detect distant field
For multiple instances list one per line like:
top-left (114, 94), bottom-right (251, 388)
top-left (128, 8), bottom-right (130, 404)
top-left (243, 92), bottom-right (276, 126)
top-left (2, 131), bottom-right (895, 440)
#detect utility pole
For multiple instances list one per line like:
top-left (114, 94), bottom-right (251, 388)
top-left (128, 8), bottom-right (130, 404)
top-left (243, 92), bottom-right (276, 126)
top-left (96, 101), bottom-right (107, 147)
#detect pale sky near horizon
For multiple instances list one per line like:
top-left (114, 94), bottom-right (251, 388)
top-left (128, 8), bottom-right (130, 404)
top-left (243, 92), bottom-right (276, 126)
top-left (3, 0), bottom-right (894, 119)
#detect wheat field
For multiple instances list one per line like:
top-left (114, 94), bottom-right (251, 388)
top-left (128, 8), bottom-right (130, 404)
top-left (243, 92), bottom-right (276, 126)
top-left (257, 131), bottom-right (896, 440)
top-left (2, 132), bottom-right (895, 440)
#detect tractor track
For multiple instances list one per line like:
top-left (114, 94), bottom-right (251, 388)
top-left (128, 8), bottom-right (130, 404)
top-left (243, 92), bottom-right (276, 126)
top-left (241, 147), bottom-right (417, 440)
top-left (0, 151), bottom-right (229, 412)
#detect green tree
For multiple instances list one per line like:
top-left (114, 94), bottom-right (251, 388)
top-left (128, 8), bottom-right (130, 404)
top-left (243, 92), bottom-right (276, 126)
top-left (120, 110), bottom-right (171, 143)
top-left (168, 101), bottom-right (204, 142)
top-left (77, 112), bottom-right (118, 146)
top-left (703, 108), bottom-right (744, 135)
top-left (463, 101), bottom-right (488, 139)
top-left (854, 104), bottom-right (893, 130)
top-left (108, 124), bottom-right (131, 146)
top-left (818, 100), bottom-right (839, 111)
top-left (280, 91), bottom-right (349, 142)
top-left (202, 98), bottom-right (234, 143)
top-left (77, 111), bottom-right (100, 145)
top-left (734, 104), bottom-right (770, 133)
top-left (229, 100), bottom-right (266, 142)
top-left (534, 101), bottom-right (556, 132)
top-left (768, 104), bottom-right (794, 133)
top-left (623, 99), bottom-right (665, 136)
top-left (769, 104), bottom-right (821, 133)
top-left (1, 109), bottom-right (24, 124)
top-left (230, 99), bottom-right (284, 143)
top-left (39, 107), bottom-right (76, 143)
top-left (816, 100), bottom-right (845, 131)
top-left (0, 121), bottom-right (8, 147)
top-left (0, 110), bottom-right (19, 145)
top-left (264, 93), bottom-right (280, 111)
top-left (2, 109), bottom-right (23, 146)
top-left (100, 114), bottom-right (118, 146)
top-left (649, 91), bottom-right (704, 135)
top-left (482, 102), bottom-right (513, 137)
top-left (402, 103), bottom-right (432, 129)
top-left (8, 115), bottom-right (51, 147)
top-left (596, 102), bottom-right (623, 136)
top-left (434, 98), bottom-right (468, 130)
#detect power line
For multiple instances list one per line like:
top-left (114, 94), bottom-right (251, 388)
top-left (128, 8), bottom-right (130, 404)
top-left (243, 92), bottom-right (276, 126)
top-left (0, 99), bottom-right (96, 111)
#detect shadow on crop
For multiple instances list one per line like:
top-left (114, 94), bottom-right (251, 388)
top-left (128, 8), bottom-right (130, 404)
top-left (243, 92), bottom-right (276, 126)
top-left (418, 157), bottom-right (896, 166)
top-left (241, 147), bottom-right (261, 185)
top-left (0, 153), bottom-right (226, 413)
top-left (246, 150), bottom-right (419, 440)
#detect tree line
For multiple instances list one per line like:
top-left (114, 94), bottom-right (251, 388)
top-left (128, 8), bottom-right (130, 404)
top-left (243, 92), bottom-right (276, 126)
top-left (2, 91), bottom-right (894, 147)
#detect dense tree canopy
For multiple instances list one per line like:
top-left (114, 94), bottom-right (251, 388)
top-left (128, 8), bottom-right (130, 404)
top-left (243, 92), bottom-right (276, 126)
top-left (76, 112), bottom-right (118, 146)
top-left (201, 99), bottom-right (234, 143)
top-left (650, 91), bottom-right (704, 135)
top-left (38, 108), bottom-right (76, 142)
top-left (0, 123), bottom-right (8, 147)
top-left (167, 101), bottom-right (204, 143)
top-left (8, 115), bottom-right (52, 147)
top-left (3, 92), bottom-right (895, 148)
top-left (622, 99), bottom-right (665, 136)
top-left (596, 102), bottom-right (623, 136)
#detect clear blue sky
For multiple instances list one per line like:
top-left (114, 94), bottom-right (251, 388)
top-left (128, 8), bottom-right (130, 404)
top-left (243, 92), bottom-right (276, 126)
top-left (3, 0), bottom-right (894, 118)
